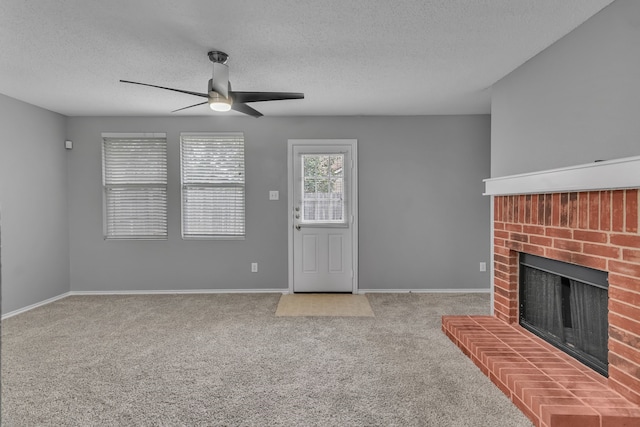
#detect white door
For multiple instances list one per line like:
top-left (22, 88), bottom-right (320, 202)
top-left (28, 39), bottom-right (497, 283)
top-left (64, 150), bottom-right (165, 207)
top-left (288, 140), bottom-right (358, 293)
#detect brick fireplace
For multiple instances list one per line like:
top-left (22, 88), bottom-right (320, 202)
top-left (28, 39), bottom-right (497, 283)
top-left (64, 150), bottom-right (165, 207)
top-left (443, 157), bottom-right (640, 427)
top-left (492, 189), bottom-right (640, 403)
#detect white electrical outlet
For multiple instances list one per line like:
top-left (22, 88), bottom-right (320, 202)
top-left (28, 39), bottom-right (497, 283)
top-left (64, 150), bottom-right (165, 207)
top-left (269, 191), bottom-right (279, 200)
top-left (251, 262), bottom-right (258, 272)
top-left (479, 262), bottom-right (487, 272)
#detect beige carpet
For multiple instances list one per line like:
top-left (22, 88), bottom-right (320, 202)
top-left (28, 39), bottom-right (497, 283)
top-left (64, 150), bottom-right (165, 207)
top-left (2, 293), bottom-right (533, 426)
top-left (275, 293), bottom-right (375, 317)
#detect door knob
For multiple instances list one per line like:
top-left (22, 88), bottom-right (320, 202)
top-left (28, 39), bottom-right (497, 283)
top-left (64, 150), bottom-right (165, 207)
top-left (295, 225), bottom-right (301, 230)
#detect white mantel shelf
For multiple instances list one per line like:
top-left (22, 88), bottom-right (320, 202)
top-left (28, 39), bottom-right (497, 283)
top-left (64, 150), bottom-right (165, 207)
top-left (484, 155), bottom-right (640, 196)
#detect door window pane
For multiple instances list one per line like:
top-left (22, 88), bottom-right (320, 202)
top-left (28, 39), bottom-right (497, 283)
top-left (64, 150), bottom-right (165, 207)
top-left (301, 154), bottom-right (345, 223)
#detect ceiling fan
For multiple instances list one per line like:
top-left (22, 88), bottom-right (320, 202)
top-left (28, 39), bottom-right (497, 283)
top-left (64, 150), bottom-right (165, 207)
top-left (120, 50), bottom-right (304, 118)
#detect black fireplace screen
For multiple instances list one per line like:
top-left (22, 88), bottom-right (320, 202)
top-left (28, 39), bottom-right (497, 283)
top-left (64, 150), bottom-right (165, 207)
top-left (519, 253), bottom-right (609, 376)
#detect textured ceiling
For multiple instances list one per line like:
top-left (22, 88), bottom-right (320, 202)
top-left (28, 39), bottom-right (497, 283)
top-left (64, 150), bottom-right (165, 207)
top-left (0, 0), bottom-right (615, 117)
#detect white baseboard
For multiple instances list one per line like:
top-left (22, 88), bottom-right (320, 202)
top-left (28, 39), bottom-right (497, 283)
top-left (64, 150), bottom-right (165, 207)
top-left (358, 288), bottom-right (491, 294)
top-left (2, 292), bottom-right (71, 320)
top-left (69, 289), bottom-right (288, 296)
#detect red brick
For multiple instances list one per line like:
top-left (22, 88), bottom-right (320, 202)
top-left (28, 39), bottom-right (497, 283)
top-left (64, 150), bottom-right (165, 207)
top-left (538, 194), bottom-right (545, 225)
top-left (559, 193), bottom-right (569, 228)
top-left (545, 249), bottom-right (608, 270)
top-left (494, 221), bottom-right (505, 230)
top-left (494, 293), bottom-right (515, 310)
top-left (569, 192), bottom-right (578, 228)
top-left (541, 404), bottom-right (600, 427)
top-left (506, 241), bottom-right (524, 252)
top-left (609, 366), bottom-right (640, 402)
top-left (601, 191), bottom-right (612, 231)
top-left (573, 230), bottom-right (608, 244)
top-left (610, 377), bottom-right (640, 406)
top-left (554, 239), bottom-right (582, 252)
top-left (498, 196), bottom-right (505, 222)
top-left (494, 238), bottom-right (505, 247)
top-left (609, 353), bottom-right (640, 382)
top-left (495, 229), bottom-right (509, 239)
top-left (494, 246), bottom-right (512, 257)
top-left (571, 253), bottom-right (608, 270)
top-left (609, 340), bottom-right (640, 367)
top-left (609, 260), bottom-right (640, 277)
top-left (609, 286), bottom-right (640, 309)
top-left (551, 193), bottom-right (560, 227)
top-left (544, 194), bottom-right (553, 226)
top-left (519, 195), bottom-right (526, 224)
top-left (509, 195), bottom-right (516, 223)
top-left (511, 233), bottom-right (529, 243)
top-left (522, 244), bottom-right (546, 257)
top-left (609, 300), bottom-right (640, 328)
top-left (523, 224), bottom-right (545, 235)
top-left (530, 235), bottom-right (553, 247)
top-left (494, 253), bottom-right (512, 266)
top-left (611, 234), bottom-right (640, 248)
top-left (495, 269), bottom-right (515, 282)
top-left (545, 248), bottom-right (574, 264)
top-left (589, 192), bottom-right (600, 230)
top-left (583, 243), bottom-right (621, 259)
top-left (609, 312), bottom-right (640, 338)
top-left (531, 194), bottom-right (539, 226)
top-left (613, 190), bottom-right (625, 232)
top-left (545, 227), bottom-right (573, 239)
top-left (494, 285), bottom-right (517, 300)
top-left (597, 407), bottom-right (640, 427)
top-left (505, 223), bottom-right (523, 232)
top-left (579, 192), bottom-right (590, 229)
top-left (626, 189), bottom-right (638, 233)
top-left (609, 273), bottom-right (640, 293)
top-left (525, 194), bottom-right (532, 224)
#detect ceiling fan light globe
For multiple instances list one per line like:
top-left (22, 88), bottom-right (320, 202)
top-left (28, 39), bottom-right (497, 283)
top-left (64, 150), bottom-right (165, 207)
top-left (208, 91), bottom-right (232, 112)
top-left (209, 101), bottom-right (232, 112)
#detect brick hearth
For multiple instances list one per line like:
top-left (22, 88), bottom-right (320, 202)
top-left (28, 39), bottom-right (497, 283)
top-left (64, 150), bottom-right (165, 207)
top-left (443, 189), bottom-right (640, 427)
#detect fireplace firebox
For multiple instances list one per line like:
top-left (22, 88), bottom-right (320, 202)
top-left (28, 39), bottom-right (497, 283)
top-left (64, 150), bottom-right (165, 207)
top-left (519, 253), bottom-right (609, 376)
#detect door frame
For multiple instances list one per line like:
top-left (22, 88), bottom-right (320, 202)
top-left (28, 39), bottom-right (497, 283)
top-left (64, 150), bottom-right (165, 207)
top-left (287, 139), bottom-right (358, 294)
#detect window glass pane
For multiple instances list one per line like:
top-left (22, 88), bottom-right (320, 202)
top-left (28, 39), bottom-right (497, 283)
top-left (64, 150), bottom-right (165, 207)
top-left (102, 136), bottom-right (167, 240)
top-left (301, 154), bottom-right (345, 223)
top-left (181, 133), bottom-right (245, 238)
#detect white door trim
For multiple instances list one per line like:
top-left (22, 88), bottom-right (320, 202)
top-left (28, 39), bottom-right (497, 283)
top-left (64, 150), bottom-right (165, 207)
top-left (287, 139), bottom-right (358, 294)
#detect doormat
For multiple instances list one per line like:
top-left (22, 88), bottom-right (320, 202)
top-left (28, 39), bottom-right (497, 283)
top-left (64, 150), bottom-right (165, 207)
top-left (275, 294), bottom-right (374, 317)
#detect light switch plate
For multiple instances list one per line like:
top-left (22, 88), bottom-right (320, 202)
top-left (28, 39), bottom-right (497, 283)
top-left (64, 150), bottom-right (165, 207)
top-left (269, 190), bottom-right (279, 200)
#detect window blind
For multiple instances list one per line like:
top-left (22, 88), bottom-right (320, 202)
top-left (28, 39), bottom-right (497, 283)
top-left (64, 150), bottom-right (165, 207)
top-left (102, 135), bottom-right (168, 239)
top-left (180, 133), bottom-right (245, 238)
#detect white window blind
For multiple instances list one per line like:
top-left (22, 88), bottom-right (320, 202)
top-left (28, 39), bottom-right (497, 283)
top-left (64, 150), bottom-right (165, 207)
top-left (102, 134), bottom-right (168, 239)
top-left (180, 132), bottom-right (245, 239)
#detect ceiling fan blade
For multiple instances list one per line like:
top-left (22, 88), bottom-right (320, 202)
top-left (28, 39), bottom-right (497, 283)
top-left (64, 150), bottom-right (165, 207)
top-left (231, 102), bottom-right (263, 118)
top-left (120, 80), bottom-right (208, 98)
top-left (231, 91), bottom-right (304, 104)
top-left (212, 63), bottom-right (229, 98)
top-left (172, 101), bottom-right (208, 113)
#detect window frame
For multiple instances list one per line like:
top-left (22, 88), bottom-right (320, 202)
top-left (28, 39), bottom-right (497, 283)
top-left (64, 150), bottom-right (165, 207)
top-left (180, 132), bottom-right (246, 240)
top-left (101, 132), bottom-right (168, 240)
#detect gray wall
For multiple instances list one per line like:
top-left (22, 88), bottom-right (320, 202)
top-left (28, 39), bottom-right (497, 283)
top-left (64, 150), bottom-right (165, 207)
top-left (491, 0), bottom-right (640, 177)
top-left (0, 94), bottom-right (70, 313)
top-left (66, 115), bottom-right (491, 292)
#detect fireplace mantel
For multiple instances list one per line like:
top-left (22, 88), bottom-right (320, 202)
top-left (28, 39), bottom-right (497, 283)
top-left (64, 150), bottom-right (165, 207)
top-left (484, 155), bottom-right (640, 196)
